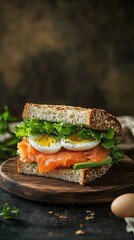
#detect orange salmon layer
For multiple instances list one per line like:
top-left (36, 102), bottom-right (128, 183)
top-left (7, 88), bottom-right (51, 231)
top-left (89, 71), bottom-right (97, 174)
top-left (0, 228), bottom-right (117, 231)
top-left (18, 138), bottom-right (110, 174)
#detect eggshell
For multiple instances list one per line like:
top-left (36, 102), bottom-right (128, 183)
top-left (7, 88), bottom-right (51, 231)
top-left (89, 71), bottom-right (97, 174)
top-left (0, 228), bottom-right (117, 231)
top-left (111, 193), bottom-right (134, 218)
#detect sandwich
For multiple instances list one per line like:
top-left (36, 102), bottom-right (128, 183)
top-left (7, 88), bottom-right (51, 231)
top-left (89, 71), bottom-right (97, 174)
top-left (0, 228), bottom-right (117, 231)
top-left (15, 103), bottom-right (124, 185)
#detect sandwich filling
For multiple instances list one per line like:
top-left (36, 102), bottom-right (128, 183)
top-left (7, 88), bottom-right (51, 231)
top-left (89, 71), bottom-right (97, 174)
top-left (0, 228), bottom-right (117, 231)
top-left (15, 119), bottom-right (124, 173)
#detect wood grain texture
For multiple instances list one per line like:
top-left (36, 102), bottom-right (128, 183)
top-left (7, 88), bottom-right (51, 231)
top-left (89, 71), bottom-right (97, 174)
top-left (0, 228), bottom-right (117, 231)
top-left (0, 157), bottom-right (134, 204)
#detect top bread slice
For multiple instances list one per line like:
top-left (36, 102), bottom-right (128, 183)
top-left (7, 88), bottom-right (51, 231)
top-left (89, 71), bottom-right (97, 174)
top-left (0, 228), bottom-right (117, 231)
top-left (22, 103), bottom-right (122, 135)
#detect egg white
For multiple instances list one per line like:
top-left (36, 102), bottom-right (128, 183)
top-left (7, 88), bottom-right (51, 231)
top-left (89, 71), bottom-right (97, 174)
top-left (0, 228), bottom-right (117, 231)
top-left (28, 134), bottom-right (62, 154)
top-left (61, 135), bottom-right (100, 151)
top-left (28, 133), bottom-right (100, 154)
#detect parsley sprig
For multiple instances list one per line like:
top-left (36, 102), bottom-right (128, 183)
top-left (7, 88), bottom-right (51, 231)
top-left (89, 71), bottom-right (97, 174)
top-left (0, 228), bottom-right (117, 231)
top-left (0, 203), bottom-right (20, 220)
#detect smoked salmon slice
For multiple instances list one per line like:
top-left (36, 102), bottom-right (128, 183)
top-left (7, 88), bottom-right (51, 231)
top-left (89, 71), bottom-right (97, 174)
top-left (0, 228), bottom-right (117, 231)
top-left (18, 138), bottom-right (109, 174)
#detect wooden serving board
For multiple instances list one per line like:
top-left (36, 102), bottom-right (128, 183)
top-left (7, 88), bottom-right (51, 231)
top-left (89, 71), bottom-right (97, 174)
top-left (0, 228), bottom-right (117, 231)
top-left (0, 157), bottom-right (134, 204)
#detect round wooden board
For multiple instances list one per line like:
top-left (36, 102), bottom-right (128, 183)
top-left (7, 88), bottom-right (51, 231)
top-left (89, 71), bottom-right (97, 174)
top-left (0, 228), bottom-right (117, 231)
top-left (0, 157), bottom-right (134, 204)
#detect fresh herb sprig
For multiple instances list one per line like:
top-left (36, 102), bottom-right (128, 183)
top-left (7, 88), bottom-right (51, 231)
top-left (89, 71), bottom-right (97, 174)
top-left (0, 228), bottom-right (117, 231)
top-left (0, 203), bottom-right (20, 220)
top-left (0, 106), bottom-right (19, 159)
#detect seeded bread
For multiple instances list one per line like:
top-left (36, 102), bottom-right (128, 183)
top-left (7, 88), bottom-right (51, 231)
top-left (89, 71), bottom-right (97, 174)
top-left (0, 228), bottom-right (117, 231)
top-left (22, 103), bottom-right (122, 135)
top-left (18, 158), bottom-right (111, 186)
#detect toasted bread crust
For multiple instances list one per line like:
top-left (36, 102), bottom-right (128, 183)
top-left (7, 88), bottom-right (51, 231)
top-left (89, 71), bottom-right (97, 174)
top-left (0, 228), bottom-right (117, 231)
top-left (22, 102), bottom-right (122, 135)
top-left (18, 158), bottom-right (111, 186)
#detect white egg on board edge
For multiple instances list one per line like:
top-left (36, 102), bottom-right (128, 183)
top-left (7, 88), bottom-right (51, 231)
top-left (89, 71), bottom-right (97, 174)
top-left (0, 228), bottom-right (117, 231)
top-left (111, 193), bottom-right (134, 218)
top-left (28, 134), bottom-right (62, 154)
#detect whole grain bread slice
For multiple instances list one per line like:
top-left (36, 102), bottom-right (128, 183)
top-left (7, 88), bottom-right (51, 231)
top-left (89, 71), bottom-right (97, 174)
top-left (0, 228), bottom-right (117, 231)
top-left (18, 158), bottom-right (111, 186)
top-left (22, 103), bottom-right (122, 135)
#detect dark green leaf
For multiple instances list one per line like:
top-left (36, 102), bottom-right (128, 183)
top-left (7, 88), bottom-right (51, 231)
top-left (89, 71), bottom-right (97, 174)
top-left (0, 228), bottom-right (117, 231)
top-left (0, 106), bottom-right (19, 159)
top-left (0, 203), bottom-right (20, 220)
top-left (0, 106), bottom-right (17, 122)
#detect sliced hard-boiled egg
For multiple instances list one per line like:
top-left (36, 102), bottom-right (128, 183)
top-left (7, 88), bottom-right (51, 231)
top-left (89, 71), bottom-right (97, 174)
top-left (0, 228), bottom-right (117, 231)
top-left (61, 133), bottom-right (100, 151)
top-left (28, 134), bottom-right (62, 154)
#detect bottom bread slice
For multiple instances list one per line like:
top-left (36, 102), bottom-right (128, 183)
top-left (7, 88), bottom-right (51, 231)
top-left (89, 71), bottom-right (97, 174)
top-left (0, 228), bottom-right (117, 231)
top-left (18, 159), bottom-right (111, 185)
top-left (18, 160), bottom-right (111, 185)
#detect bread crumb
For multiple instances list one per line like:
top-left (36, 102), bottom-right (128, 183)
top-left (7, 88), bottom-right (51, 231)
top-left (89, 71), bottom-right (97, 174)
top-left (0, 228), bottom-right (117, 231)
top-left (79, 223), bottom-right (85, 228)
top-left (75, 229), bottom-right (85, 235)
top-left (48, 211), bottom-right (68, 219)
top-left (86, 210), bottom-right (95, 214)
top-left (58, 214), bottom-right (68, 219)
top-left (85, 210), bottom-right (95, 220)
top-left (48, 210), bottom-right (53, 214)
top-left (85, 215), bottom-right (94, 220)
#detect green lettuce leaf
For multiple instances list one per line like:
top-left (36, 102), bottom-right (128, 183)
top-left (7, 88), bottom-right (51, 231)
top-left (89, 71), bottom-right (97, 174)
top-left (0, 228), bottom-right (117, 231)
top-left (15, 119), bottom-right (116, 140)
top-left (15, 119), bottom-right (77, 139)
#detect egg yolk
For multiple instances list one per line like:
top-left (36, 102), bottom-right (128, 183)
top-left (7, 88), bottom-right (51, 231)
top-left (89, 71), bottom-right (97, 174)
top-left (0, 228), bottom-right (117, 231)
top-left (34, 134), bottom-right (56, 147)
top-left (66, 134), bottom-right (94, 144)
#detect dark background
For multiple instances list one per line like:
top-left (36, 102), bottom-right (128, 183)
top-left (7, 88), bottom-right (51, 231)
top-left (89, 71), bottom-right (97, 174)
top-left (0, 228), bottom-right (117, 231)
top-left (0, 0), bottom-right (133, 118)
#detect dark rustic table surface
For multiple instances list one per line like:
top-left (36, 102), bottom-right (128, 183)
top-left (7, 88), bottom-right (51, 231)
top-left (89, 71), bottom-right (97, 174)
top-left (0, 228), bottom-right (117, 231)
top-left (0, 150), bottom-right (134, 240)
